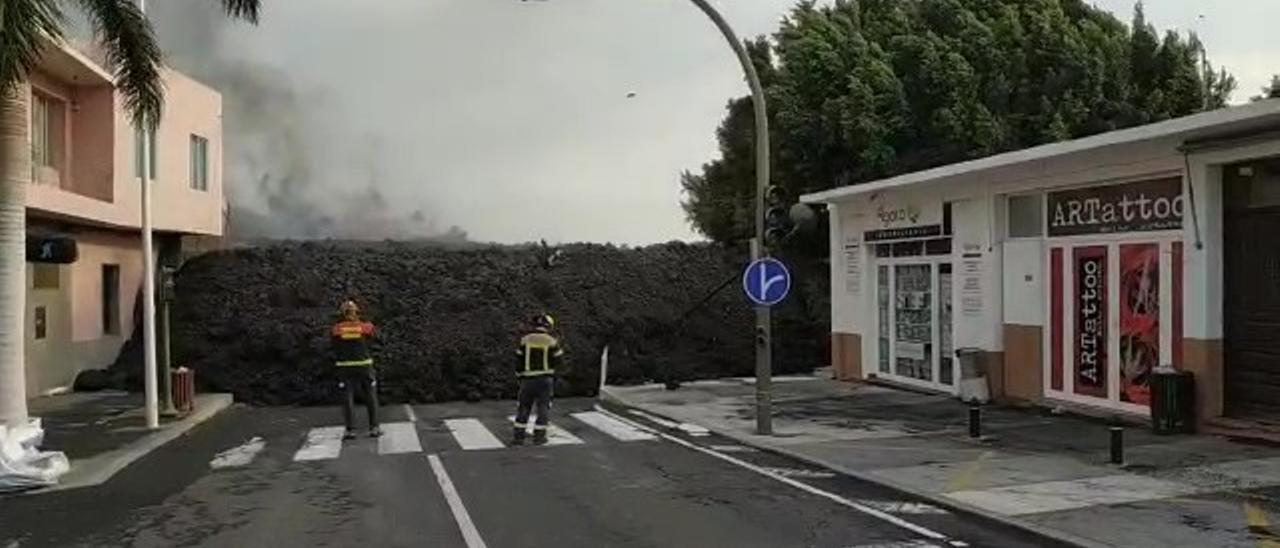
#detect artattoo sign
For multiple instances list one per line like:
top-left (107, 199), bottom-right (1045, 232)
top-left (1048, 177), bottom-right (1183, 237)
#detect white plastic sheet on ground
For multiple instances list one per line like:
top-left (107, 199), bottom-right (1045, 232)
top-left (0, 418), bottom-right (69, 493)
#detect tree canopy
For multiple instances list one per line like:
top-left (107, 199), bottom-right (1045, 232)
top-left (682, 0), bottom-right (1236, 245)
top-left (1254, 75), bottom-right (1280, 102)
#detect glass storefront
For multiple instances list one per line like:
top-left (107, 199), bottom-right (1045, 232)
top-left (872, 238), bottom-right (956, 393)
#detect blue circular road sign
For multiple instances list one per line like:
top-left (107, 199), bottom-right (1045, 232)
top-left (742, 258), bottom-right (792, 306)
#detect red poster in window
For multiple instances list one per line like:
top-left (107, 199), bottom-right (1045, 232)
top-left (1074, 246), bottom-right (1107, 398)
top-left (1120, 244), bottom-right (1159, 405)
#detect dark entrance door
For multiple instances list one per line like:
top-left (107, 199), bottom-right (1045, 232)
top-left (1224, 158), bottom-right (1280, 419)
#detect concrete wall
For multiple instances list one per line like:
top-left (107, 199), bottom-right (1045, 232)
top-left (24, 229), bottom-right (142, 397)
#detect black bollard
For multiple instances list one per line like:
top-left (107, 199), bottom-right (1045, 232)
top-left (968, 400), bottom-right (981, 439)
top-left (1109, 425), bottom-right (1124, 465)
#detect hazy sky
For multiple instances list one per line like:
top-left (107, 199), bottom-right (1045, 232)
top-left (183, 0), bottom-right (1277, 245)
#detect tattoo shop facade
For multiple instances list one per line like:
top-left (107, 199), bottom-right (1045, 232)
top-left (803, 100), bottom-right (1280, 425)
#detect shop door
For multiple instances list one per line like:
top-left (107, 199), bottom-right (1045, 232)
top-left (875, 259), bottom-right (955, 392)
top-left (1046, 240), bottom-right (1179, 413)
top-left (1224, 159), bottom-right (1280, 419)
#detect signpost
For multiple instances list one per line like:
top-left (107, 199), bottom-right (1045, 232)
top-left (743, 257), bottom-right (792, 307)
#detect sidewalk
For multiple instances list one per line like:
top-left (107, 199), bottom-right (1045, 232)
top-left (22, 391), bottom-right (233, 493)
top-left (605, 374), bottom-right (1280, 548)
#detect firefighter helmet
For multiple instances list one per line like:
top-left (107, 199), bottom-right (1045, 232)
top-left (532, 314), bottom-right (555, 331)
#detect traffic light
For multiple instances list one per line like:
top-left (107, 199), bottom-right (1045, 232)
top-left (763, 184), bottom-right (793, 248)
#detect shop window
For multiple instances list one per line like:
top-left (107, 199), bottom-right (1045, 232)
top-left (877, 265), bottom-right (890, 374)
top-left (939, 263), bottom-right (954, 386)
top-left (103, 264), bottom-right (120, 335)
top-left (892, 241), bottom-right (923, 257)
top-left (943, 202), bottom-right (953, 235)
top-left (32, 264), bottom-right (59, 290)
top-left (34, 306), bottom-right (47, 340)
top-left (1226, 159), bottom-right (1280, 209)
top-left (1007, 194), bottom-right (1044, 238)
top-left (925, 238), bottom-right (952, 256)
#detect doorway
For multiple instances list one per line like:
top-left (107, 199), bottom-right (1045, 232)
top-left (1224, 158), bottom-right (1280, 419)
top-left (874, 240), bottom-right (955, 392)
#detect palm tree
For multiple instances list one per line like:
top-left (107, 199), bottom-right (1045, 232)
top-left (0, 0), bottom-right (260, 428)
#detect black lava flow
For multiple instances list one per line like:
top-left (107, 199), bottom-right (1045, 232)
top-left (109, 241), bottom-right (829, 405)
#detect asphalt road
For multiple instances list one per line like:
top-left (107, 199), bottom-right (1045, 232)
top-left (1, 398), bottom-right (1071, 548)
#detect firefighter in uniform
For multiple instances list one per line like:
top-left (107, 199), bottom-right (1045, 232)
top-left (331, 300), bottom-right (381, 439)
top-left (512, 314), bottom-right (564, 445)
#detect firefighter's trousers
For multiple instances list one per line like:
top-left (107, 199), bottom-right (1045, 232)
top-left (339, 366), bottom-right (380, 431)
top-left (514, 376), bottom-right (554, 434)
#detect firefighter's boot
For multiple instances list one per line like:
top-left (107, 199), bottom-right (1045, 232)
top-left (512, 427), bottom-right (527, 446)
top-left (532, 429), bottom-right (548, 445)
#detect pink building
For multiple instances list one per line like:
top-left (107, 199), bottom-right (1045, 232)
top-left (22, 40), bottom-right (224, 397)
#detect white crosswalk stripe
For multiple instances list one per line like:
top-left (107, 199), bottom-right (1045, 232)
top-left (509, 416), bottom-right (584, 446)
top-left (377, 422), bottom-right (423, 455)
top-left (280, 411), bottom-right (659, 462)
top-left (293, 426), bottom-right (346, 462)
top-left (210, 437), bottom-right (266, 469)
top-left (570, 411), bottom-right (657, 441)
top-left (445, 418), bottom-right (505, 450)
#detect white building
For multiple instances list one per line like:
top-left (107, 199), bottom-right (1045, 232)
top-left (803, 99), bottom-right (1280, 426)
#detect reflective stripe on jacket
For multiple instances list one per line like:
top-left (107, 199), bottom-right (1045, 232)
top-left (516, 332), bottom-right (563, 377)
top-left (332, 321), bottom-right (375, 367)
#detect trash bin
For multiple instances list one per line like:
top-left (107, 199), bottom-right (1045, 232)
top-left (172, 367), bottom-right (195, 414)
top-left (956, 348), bottom-right (989, 403)
top-left (1150, 367), bottom-right (1195, 434)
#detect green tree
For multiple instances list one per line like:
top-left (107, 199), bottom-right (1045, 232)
top-left (0, 0), bottom-right (260, 427)
top-left (1254, 75), bottom-right (1280, 101)
top-left (682, 0), bottom-right (1236, 245)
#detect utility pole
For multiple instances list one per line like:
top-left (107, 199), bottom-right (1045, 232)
top-left (138, 0), bottom-right (159, 430)
top-left (687, 0), bottom-right (773, 435)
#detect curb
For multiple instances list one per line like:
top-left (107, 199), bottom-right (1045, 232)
top-left (41, 393), bottom-right (234, 493)
top-left (601, 387), bottom-right (1112, 548)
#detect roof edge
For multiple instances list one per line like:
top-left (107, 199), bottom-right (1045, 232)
top-left (802, 99), bottom-right (1280, 204)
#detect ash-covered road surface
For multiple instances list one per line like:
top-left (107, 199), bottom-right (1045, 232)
top-left (1, 399), bottom-right (1070, 548)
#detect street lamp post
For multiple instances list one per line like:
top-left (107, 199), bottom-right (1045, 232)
top-left (686, 0), bottom-right (773, 435)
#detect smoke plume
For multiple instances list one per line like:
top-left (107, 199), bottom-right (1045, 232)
top-left (143, 0), bottom-right (466, 242)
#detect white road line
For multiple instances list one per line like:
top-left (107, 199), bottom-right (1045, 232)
top-left (210, 436), bottom-right (266, 469)
top-left (594, 405), bottom-right (953, 543)
top-left (677, 423), bottom-right (711, 437)
top-left (508, 416), bottom-right (584, 446)
top-left (428, 454), bottom-right (488, 548)
top-left (571, 411), bottom-right (657, 441)
top-left (403, 404), bottom-right (418, 423)
top-left (444, 418), bottom-right (505, 450)
top-left (293, 426), bottom-right (346, 462)
top-left (843, 541), bottom-right (942, 548)
top-left (709, 444), bottom-right (759, 453)
top-left (377, 422), bottom-right (423, 455)
top-left (627, 409), bottom-right (680, 429)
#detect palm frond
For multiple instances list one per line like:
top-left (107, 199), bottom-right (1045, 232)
top-left (75, 0), bottom-right (163, 130)
top-left (0, 0), bottom-right (64, 91)
top-left (218, 0), bottom-right (261, 24)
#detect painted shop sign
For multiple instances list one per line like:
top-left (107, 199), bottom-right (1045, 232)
top-left (864, 197), bottom-right (943, 242)
top-left (1048, 178), bottom-right (1183, 236)
top-left (1075, 246), bottom-right (1108, 398)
